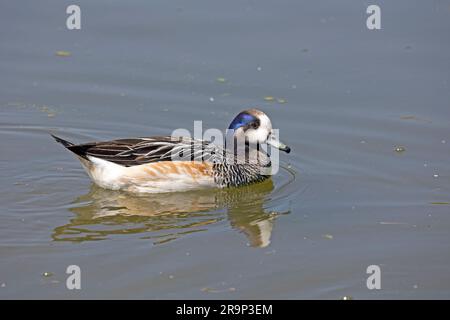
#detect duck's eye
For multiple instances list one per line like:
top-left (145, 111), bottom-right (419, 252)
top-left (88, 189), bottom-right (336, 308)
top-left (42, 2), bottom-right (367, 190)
top-left (250, 121), bottom-right (259, 129)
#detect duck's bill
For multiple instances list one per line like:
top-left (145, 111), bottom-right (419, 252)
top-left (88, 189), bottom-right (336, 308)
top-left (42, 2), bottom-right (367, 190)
top-left (267, 135), bottom-right (291, 153)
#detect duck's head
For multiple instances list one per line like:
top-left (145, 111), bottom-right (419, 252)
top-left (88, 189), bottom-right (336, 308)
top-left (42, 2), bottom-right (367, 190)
top-left (228, 108), bottom-right (291, 153)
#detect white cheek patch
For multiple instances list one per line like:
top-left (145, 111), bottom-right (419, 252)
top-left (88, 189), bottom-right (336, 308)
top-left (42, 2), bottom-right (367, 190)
top-left (250, 113), bottom-right (272, 144)
top-left (245, 128), bottom-right (270, 144)
top-left (258, 113), bottom-right (272, 132)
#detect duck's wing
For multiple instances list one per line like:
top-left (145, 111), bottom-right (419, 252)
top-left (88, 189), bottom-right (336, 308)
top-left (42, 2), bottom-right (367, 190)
top-left (53, 135), bottom-right (225, 167)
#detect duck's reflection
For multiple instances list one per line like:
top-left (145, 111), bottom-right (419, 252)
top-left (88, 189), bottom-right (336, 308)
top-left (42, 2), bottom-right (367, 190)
top-left (52, 180), bottom-right (284, 247)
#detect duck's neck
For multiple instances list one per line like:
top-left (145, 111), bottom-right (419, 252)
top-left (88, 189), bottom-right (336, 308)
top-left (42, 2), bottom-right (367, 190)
top-left (223, 138), bottom-right (269, 166)
top-left (212, 161), bottom-right (271, 187)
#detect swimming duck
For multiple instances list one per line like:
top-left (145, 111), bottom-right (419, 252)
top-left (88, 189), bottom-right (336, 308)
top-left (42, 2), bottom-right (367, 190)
top-left (52, 108), bottom-right (290, 193)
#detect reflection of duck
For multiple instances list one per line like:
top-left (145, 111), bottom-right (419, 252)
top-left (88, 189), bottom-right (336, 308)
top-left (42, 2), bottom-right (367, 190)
top-left (52, 179), bottom-right (284, 247)
top-left (51, 109), bottom-right (290, 193)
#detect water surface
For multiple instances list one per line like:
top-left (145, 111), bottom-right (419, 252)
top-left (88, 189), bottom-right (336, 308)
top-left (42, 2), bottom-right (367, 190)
top-left (1, 0), bottom-right (450, 299)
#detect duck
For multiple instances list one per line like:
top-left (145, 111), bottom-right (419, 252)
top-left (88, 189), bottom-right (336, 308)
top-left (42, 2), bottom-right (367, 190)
top-left (51, 108), bottom-right (290, 193)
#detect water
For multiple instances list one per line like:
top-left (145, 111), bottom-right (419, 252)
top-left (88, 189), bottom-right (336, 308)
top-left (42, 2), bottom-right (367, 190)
top-left (1, 0), bottom-right (450, 299)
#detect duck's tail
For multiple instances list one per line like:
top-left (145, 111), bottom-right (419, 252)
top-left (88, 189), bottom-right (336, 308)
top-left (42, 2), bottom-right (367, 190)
top-left (50, 134), bottom-right (75, 147)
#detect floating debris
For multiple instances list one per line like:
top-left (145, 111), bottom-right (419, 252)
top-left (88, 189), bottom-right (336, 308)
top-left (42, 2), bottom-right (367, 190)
top-left (430, 202), bottom-right (450, 205)
top-left (263, 96), bottom-right (287, 104)
top-left (379, 221), bottom-right (407, 225)
top-left (394, 146), bottom-right (406, 153)
top-left (209, 97), bottom-right (215, 102)
top-left (14, 181), bottom-right (29, 186)
top-left (39, 105), bottom-right (57, 118)
top-left (433, 174), bottom-right (439, 178)
top-left (323, 234), bottom-right (334, 240)
top-left (342, 296), bottom-right (353, 300)
top-left (55, 50), bottom-right (71, 57)
top-left (42, 272), bottom-right (53, 277)
top-left (201, 287), bottom-right (236, 293)
top-left (399, 115), bottom-right (432, 123)
top-left (216, 77), bottom-right (227, 83)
